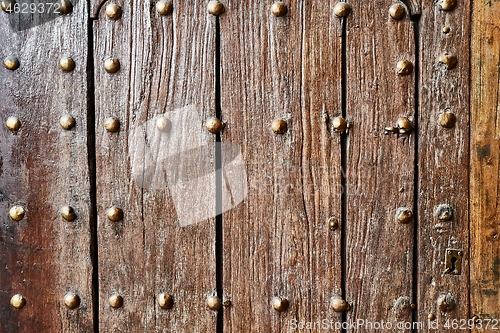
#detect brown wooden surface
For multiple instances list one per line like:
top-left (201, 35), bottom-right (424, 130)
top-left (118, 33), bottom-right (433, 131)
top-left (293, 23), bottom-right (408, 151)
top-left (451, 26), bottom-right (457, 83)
top-left (0, 2), bottom-right (93, 332)
top-left (417, 0), bottom-right (470, 328)
top-left (93, 1), bottom-right (217, 331)
top-left (220, 0), bottom-right (343, 331)
top-left (345, 0), bottom-right (415, 330)
top-left (471, 0), bottom-right (500, 323)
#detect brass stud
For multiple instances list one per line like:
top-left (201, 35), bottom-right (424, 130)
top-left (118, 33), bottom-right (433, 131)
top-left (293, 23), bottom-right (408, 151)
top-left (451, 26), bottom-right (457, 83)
top-left (331, 296), bottom-right (349, 312)
top-left (1, 0), bottom-right (15, 13)
top-left (207, 0), bottom-right (224, 16)
top-left (397, 117), bottom-right (413, 134)
top-left (9, 205), bottom-right (25, 221)
top-left (58, 0), bottom-right (73, 14)
top-left (157, 293), bottom-right (173, 309)
top-left (10, 294), bottom-right (26, 309)
top-left (60, 57), bottom-right (75, 72)
top-left (156, 116), bottom-right (172, 132)
top-left (435, 204), bottom-right (453, 221)
top-left (104, 117), bottom-right (120, 132)
top-left (61, 206), bottom-right (76, 221)
top-left (106, 206), bottom-right (123, 222)
top-left (439, 53), bottom-right (457, 70)
top-left (396, 60), bottom-right (413, 76)
top-left (222, 299), bottom-right (231, 307)
top-left (396, 207), bottom-right (413, 224)
top-left (4, 56), bottom-right (19, 71)
top-left (109, 294), bottom-right (123, 308)
top-left (332, 116), bottom-right (348, 133)
top-left (437, 294), bottom-right (456, 312)
top-left (271, 119), bottom-right (287, 134)
top-left (328, 217), bottom-right (339, 231)
top-left (64, 292), bottom-right (80, 309)
top-left (443, 26), bottom-right (451, 34)
top-left (333, 2), bottom-right (351, 17)
top-left (207, 295), bottom-right (222, 311)
top-left (106, 3), bottom-right (122, 20)
top-left (104, 58), bottom-right (120, 73)
top-left (440, 0), bottom-right (457, 11)
top-left (206, 117), bottom-right (224, 134)
top-left (156, 0), bottom-right (173, 15)
top-left (271, 2), bottom-right (287, 17)
top-left (60, 115), bottom-right (76, 130)
top-left (428, 313), bottom-right (436, 321)
top-left (6, 116), bottom-right (21, 131)
top-left (439, 112), bottom-right (456, 128)
top-left (410, 303), bottom-right (416, 310)
top-left (389, 3), bottom-right (405, 20)
top-left (272, 297), bottom-right (289, 312)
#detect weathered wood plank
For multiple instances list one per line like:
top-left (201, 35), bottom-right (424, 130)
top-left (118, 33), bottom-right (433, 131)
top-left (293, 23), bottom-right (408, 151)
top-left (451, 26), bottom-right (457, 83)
top-left (470, 0), bottom-right (500, 324)
top-left (345, 0), bottom-right (415, 330)
top-left (94, 0), bottom-right (217, 331)
top-left (417, 0), bottom-right (470, 328)
top-left (0, 2), bottom-right (93, 332)
top-left (220, 0), bottom-right (343, 331)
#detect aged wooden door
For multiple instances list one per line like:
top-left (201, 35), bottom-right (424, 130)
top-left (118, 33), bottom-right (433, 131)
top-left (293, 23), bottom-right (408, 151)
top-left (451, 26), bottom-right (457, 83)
top-left (1, 0), bottom-right (499, 332)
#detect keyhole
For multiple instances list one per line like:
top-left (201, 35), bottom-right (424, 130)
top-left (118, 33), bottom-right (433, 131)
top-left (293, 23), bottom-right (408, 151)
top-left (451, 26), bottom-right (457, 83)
top-left (450, 256), bottom-right (457, 272)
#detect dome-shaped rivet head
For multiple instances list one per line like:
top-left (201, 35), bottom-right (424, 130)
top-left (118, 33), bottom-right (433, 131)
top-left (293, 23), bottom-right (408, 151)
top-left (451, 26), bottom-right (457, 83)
top-left (333, 2), bottom-right (351, 17)
top-left (435, 204), bottom-right (453, 221)
top-left (271, 2), bottom-right (287, 17)
top-left (106, 3), bottom-right (122, 19)
top-left (397, 117), bottom-right (413, 134)
top-left (396, 60), bottom-right (413, 76)
top-left (428, 313), bottom-right (436, 321)
top-left (272, 297), bottom-right (289, 312)
top-left (104, 117), bottom-right (120, 132)
top-left (10, 294), bottom-right (26, 309)
top-left (328, 217), bottom-right (339, 231)
top-left (61, 206), bottom-right (76, 221)
top-left (437, 294), bottom-right (456, 312)
top-left (60, 115), bottom-right (76, 130)
top-left (439, 53), bottom-right (457, 70)
top-left (60, 57), bottom-right (75, 72)
top-left (106, 206), bottom-right (123, 222)
top-left (271, 119), bottom-right (287, 134)
top-left (1, 0), bottom-right (15, 13)
top-left (64, 292), bottom-right (80, 309)
top-left (4, 56), bottom-right (19, 70)
top-left (6, 116), bottom-right (21, 131)
top-left (443, 26), bottom-right (451, 33)
top-left (389, 3), bottom-right (405, 20)
top-left (156, 116), bottom-right (172, 132)
top-left (440, 0), bottom-right (457, 11)
top-left (332, 116), bottom-right (348, 133)
top-left (331, 296), bottom-right (349, 312)
top-left (58, 0), bottom-right (73, 14)
top-left (439, 112), bottom-right (456, 128)
top-left (206, 117), bottom-right (224, 134)
top-left (104, 58), bottom-right (120, 73)
top-left (157, 293), bottom-right (173, 309)
top-left (9, 205), bottom-right (25, 221)
top-left (109, 294), bottom-right (123, 308)
top-left (207, 295), bottom-right (222, 310)
top-left (396, 207), bottom-right (413, 224)
top-left (156, 0), bottom-right (173, 15)
top-left (207, 1), bottom-right (224, 16)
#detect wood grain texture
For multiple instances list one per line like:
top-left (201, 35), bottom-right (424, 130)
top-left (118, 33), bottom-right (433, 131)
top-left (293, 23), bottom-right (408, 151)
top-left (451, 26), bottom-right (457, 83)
top-left (220, 0), bottom-right (343, 331)
top-left (345, 0), bottom-right (415, 330)
top-left (470, 0), bottom-right (500, 323)
top-left (94, 0), bottom-right (217, 331)
top-left (0, 2), bottom-right (93, 332)
top-left (417, 0), bottom-right (470, 327)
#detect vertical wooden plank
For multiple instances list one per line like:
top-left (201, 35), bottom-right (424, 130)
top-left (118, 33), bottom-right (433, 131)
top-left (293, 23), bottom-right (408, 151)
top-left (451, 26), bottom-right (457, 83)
top-left (418, 0), bottom-right (470, 327)
top-left (221, 0), bottom-right (343, 331)
top-left (0, 1), bottom-right (93, 332)
top-left (345, 0), bottom-right (415, 329)
top-left (94, 0), bottom-right (217, 331)
top-left (470, 0), bottom-right (500, 323)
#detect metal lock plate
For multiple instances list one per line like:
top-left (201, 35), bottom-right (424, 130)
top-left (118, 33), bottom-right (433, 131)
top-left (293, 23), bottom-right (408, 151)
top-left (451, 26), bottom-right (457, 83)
top-left (445, 249), bottom-right (463, 275)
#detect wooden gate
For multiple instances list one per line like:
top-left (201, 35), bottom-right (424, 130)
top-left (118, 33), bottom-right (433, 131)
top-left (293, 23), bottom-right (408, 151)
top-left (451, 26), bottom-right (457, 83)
top-left (0, 0), bottom-right (499, 332)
